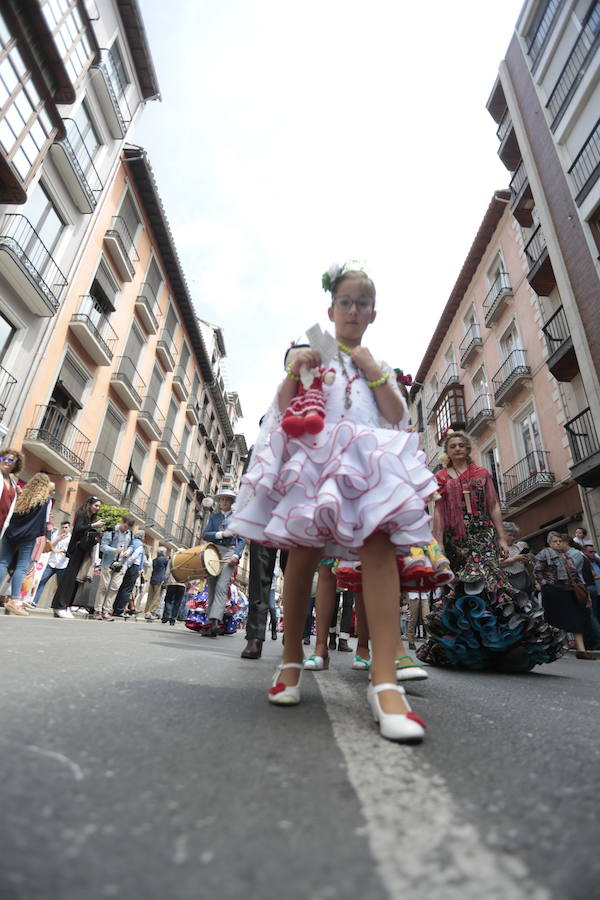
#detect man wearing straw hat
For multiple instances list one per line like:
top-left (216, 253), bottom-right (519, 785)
top-left (202, 488), bottom-right (245, 637)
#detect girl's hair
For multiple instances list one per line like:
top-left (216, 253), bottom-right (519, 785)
top-left (440, 430), bottom-right (473, 467)
top-left (503, 521), bottom-right (520, 536)
top-left (546, 530), bottom-right (561, 546)
top-left (14, 472), bottom-right (51, 514)
top-left (330, 270), bottom-right (376, 304)
top-left (0, 447), bottom-right (24, 476)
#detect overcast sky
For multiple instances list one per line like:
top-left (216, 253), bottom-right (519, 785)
top-left (134, 0), bottom-right (524, 442)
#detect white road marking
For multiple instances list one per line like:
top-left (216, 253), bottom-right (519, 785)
top-left (316, 673), bottom-right (549, 900)
top-left (25, 744), bottom-right (85, 781)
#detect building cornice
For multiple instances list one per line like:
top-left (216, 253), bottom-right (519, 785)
top-left (116, 0), bottom-right (161, 100)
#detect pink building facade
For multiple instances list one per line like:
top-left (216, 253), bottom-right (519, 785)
top-left (414, 192), bottom-right (587, 549)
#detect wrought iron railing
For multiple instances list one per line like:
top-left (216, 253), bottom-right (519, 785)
top-left (483, 272), bottom-right (512, 324)
top-left (121, 483), bottom-right (149, 521)
top-left (136, 282), bottom-right (160, 328)
top-left (509, 160), bottom-right (528, 199)
top-left (546, 2), bottom-right (600, 128)
top-left (81, 453), bottom-right (127, 497)
top-left (541, 305), bottom-right (570, 356)
top-left (25, 404), bottom-right (90, 470)
top-left (496, 109), bottom-right (512, 142)
top-left (527, 0), bottom-right (564, 65)
top-left (459, 323), bottom-right (482, 364)
top-left (524, 224), bottom-right (547, 269)
top-left (106, 215), bottom-right (139, 264)
top-left (0, 364), bottom-right (17, 422)
top-left (492, 349), bottom-right (530, 397)
top-left (159, 426), bottom-right (181, 457)
top-left (93, 48), bottom-right (132, 132)
top-left (440, 362), bottom-right (459, 389)
top-left (173, 365), bottom-right (191, 393)
top-left (145, 501), bottom-right (167, 531)
top-left (503, 451), bottom-right (555, 505)
top-left (569, 117), bottom-right (600, 203)
top-left (565, 407), bottom-right (600, 464)
top-left (59, 118), bottom-right (103, 208)
top-left (71, 295), bottom-right (118, 357)
top-left (139, 396), bottom-right (165, 433)
top-left (0, 214), bottom-right (67, 309)
top-left (111, 356), bottom-right (145, 404)
top-left (466, 393), bottom-right (494, 428)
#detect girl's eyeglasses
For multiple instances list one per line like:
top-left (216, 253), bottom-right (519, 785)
top-left (333, 297), bottom-right (373, 312)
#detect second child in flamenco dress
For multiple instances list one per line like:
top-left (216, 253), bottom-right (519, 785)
top-left (230, 261), bottom-right (439, 743)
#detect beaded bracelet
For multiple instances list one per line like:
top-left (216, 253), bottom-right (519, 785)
top-left (367, 372), bottom-right (389, 388)
top-left (286, 364), bottom-right (301, 381)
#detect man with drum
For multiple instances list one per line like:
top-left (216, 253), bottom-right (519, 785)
top-left (202, 489), bottom-right (245, 637)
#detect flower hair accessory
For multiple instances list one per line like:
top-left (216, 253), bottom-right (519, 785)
top-left (394, 368), bottom-right (414, 387)
top-left (322, 260), bottom-right (367, 293)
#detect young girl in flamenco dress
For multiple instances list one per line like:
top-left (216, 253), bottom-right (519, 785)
top-left (230, 262), bottom-right (438, 743)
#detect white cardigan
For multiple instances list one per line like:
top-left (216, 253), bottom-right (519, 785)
top-left (0, 474), bottom-right (19, 539)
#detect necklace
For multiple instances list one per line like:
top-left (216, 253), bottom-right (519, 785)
top-left (337, 344), bottom-right (361, 409)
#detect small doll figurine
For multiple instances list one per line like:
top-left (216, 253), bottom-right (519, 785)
top-left (282, 365), bottom-right (336, 437)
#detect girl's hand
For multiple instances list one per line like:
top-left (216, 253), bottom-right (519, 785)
top-left (349, 347), bottom-right (382, 382)
top-left (288, 348), bottom-right (321, 375)
top-left (499, 539), bottom-right (509, 558)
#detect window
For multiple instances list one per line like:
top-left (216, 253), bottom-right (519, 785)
top-left (482, 444), bottom-right (505, 504)
top-left (181, 426), bottom-right (190, 456)
top-left (165, 398), bottom-right (178, 433)
top-left (471, 366), bottom-right (488, 396)
top-left (128, 438), bottom-right (147, 485)
top-left (464, 305), bottom-right (477, 330)
top-left (180, 343), bottom-right (190, 373)
top-left (0, 309), bottom-right (15, 361)
top-left (54, 354), bottom-right (90, 411)
top-left (89, 258), bottom-right (118, 313)
top-left (166, 485), bottom-right (179, 526)
top-left (123, 323), bottom-right (144, 366)
top-left (517, 409), bottom-right (543, 459)
top-left (24, 181), bottom-right (65, 254)
top-left (41, 0), bottom-right (94, 84)
top-left (118, 190), bottom-right (141, 244)
top-left (500, 323), bottom-right (520, 359)
top-left (145, 257), bottom-right (163, 299)
top-left (164, 305), bottom-right (178, 340)
top-left (72, 101), bottom-right (101, 167)
top-left (0, 13), bottom-right (57, 187)
top-left (108, 41), bottom-right (129, 98)
top-left (147, 365), bottom-right (163, 403)
top-left (149, 464), bottom-right (165, 507)
top-left (93, 407), bottom-right (122, 478)
top-left (526, 0), bottom-right (563, 65)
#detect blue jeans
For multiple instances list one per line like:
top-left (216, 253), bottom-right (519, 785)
top-left (32, 565), bottom-right (64, 606)
top-left (0, 537), bottom-right (36, 599)
top-left (163, 584), bottom-right (185, 623)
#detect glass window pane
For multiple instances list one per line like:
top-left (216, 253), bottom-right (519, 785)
top-left (11, 147), bottom-right (30, 179)
top-left (0, 310), bottom-right (15, 360)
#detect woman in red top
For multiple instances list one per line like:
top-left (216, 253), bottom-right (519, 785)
top-left (0, 446), bottom-right (23, 538)
top-left (417, 431), bottom-right (564, 672)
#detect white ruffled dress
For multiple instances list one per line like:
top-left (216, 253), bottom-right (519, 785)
top-left (230, 357), bottom-right (437, 559)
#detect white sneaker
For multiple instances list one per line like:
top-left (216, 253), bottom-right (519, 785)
top-left (64, 609), bottom-right (75, 618)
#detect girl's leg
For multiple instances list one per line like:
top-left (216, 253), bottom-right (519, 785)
top-left (280, 548), bottom-right (324, 686)
top-left (10, 540), bottom-right (36, 599)
top-left (315, 565), bottom-right (337, 659)
top-left (359, 533), bottom-right (408, 715)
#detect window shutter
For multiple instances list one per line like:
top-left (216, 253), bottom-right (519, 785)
top-left (58, 356), bottom-right (89, 408)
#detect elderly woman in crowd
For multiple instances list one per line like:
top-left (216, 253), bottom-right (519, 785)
top-left (499, 522), bottom-right (533, 597)
top-left (534, 531), bottom-right (593, 660)
top-left (1, 472), bottom-right (53, 616)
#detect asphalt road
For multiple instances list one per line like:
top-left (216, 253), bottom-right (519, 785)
top-left (1, 613), bottom-right (598, 900)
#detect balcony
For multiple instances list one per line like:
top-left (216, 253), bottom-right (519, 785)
top-left (69, 295), bottom-right (118, 365)
top-left (483, 272), bottom-right (513, 327)
top-left (541, 305), bottom-right (579, 381)
top-left (496, 109), bottom-right (521, 170)
top-left (172, 365), bottom-right (191, 401)
top-left (23, 405), bottom-right (90, 476)
top-left (173, 451), bottom-right (193, 482)
top-left (121, 484), bottom-right (149, 522)
top-left (177, 525), bottom-right (195, 549)
top-left (80, 453), bottom-right (127, 505)
top-left (144, 502), bottom-right (167, 539)
top-left (110, 356), bottom-right (145, 410)
top-left (503, 451), bottom-right (555, 506)
top-left (137, 397), bottom-right (165, 441)
top-left (0, 364), bottom-right (17, 422)
top-left (434, 385), bottom-right (466, 445)
top-left (440, 362), bottom-right (459, 389)
top-left (205, 426), bottom-right (216, 452)
top-left (493, 349), bottom-right (532, 405)
top-left (104, 216), bottom-right (139, 282)
top-left (157, 426), bottom-right (180, 465)
top-left (546, 3), bottom-right (600, 131)
top-left (426, 393), bottom-right (439, 424)
top-left (186, 401), bottom-right (200, 425)
top-left (0, 214), bottom-right (67, 315)
top-left (565, 407), bottom-right (600, 487)
top-left (465, 393), bottom-right (495, 437)
top-left (509, 160), bottom-right (534, 227)
top-left (50, 119), bottom-right (103, 214)
top-left (135, 282), bottom-right (160, 334)
top-left (199, 409), bottom-right (211, 435)
top-left (527, 0), bottom-right (563, 67)
top-left (459, 323), bottom-right (483, 367)
top-left (524, 225), bottom-right (556, 296)
top-left (156, 330), bottom-right (176, 372)
top-left (569, 117), bottom-right (600, 206)
top-left (90, 49), bottom-right (132, 139)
